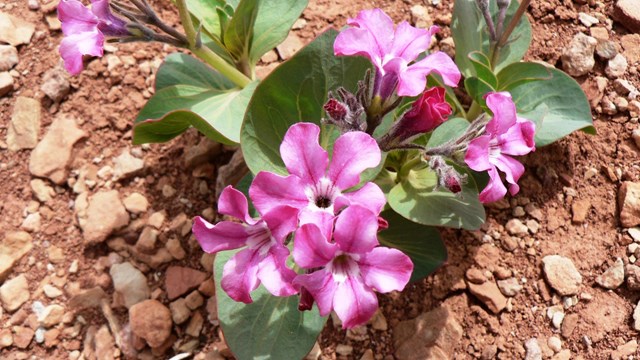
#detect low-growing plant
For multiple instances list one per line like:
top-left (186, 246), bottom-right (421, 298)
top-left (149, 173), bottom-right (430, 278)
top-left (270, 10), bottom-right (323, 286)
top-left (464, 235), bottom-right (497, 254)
top-left (58, 0), bottom-right (594, 358)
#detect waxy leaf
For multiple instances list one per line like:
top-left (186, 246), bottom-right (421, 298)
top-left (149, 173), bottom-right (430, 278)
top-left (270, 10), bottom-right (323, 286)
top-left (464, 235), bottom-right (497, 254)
top-left (250, 0), bottom-right (308, 65)
top-left (452, 0), bottom-right (531, 77)
top-left (468, 51), bottom-right (498, 89)
top-left (378, 210), bottom-right (447, 282)
top-left (387, 166), bottom-right (486, 230)
top-left (133, 53), bottom-right (257, 145)
top-left (241, 29), bottom-right (372, 175)
top-left (215, 251), bottom-right (326, 360)
top-left (185, 0), bottom-right (226, 39)
top-left (223, 0), bottom-right (259, 61)
top-left (507, 67), bottom-right (595, 146)
top-left (496, 61), bottom-right (552, 90)
top-left (426, 117), bottom-right (470, 148)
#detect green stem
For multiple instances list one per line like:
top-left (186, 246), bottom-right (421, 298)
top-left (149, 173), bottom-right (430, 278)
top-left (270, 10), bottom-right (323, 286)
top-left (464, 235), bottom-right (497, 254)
top-left (489, 0), bottom-right (532, 69)
top-left (174, 0), bottom-right (251, 88)
top-left (466, 101), bottom-right (483, 121)
top-left (398, 155), bottom-right (424, 181)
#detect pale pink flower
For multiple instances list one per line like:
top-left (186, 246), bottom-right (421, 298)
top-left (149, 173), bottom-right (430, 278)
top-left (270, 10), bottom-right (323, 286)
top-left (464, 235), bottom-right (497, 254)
top-left (250, 122), bottom-right (386, 234)
top-left (58, 0), bottom-right (128, 75)
top-left (334, 8), bottom-right (461, 97)
top-left (292, 205), bottom-right (413, 329)
top-left (464, 92), bottom-right (536, 203)
top-left (192, 186), bottom-right (298, 303)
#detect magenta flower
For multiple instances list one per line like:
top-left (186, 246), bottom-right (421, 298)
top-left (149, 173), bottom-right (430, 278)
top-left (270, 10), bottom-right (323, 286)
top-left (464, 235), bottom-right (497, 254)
top-left (192, 186), bottom-right (299, 303)
top-left (58, 0), bottom-right (128, 75)
top-left (250, 122), bottom-right (386, 234)
top-left (292, 205), bottom-right (413, 329)
top-left (464, 92), bottom-right (536, 203)
top-left (334, 9), bottom-right (461, 98)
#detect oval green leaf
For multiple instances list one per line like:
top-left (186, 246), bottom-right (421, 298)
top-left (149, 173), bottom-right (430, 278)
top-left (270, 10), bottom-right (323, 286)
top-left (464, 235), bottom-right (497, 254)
top-left (379, 209), bottom-right (447, 282)
top-left (387, 166), bottom-right (486, 230)
top-left (507, 67), bottom-right (595, 146)
top-left (215, 250), bottom-right (326, 360)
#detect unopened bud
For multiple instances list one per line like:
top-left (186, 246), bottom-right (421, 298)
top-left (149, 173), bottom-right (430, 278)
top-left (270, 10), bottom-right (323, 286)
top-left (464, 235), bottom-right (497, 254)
top-left (324, 98), bottom-right (349, 123)
top-left (429, 156), bottom-right (466, 194)
top-left (298, 286), bottom-right (314, 311)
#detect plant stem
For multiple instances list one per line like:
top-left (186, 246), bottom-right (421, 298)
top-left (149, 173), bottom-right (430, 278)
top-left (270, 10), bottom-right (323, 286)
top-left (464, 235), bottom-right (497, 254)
top-left (174, 0), bottom-right (251, 88)
top-left (398, 155), bottom-right (424, 181)
top-left (489, 0), bottom-right (531, 69)
top-left (466, 101), bottom-right (483, 121)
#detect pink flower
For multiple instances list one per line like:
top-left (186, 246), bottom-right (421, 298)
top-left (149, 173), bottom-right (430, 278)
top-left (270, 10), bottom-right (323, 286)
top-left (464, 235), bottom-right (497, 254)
top-left (192, 186), bottom-right (299, 303)
top-left (464, 92), bottom-right (536, 203)
top-left (334, 9), bottom-right (461, 97)
top-left (292, 205), bottom-right (413, 329)
top-left (249, 122), bottom-right (386, 234)
top-left (58, 0), bottom-right (128, 75)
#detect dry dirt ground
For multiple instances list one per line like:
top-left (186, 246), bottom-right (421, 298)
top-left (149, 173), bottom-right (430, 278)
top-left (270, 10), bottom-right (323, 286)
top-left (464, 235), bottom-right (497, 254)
top-left (1, 0), bottom-right (640, 359)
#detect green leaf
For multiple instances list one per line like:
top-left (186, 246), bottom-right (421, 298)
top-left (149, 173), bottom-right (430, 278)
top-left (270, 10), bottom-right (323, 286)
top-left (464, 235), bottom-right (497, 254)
top-left (250, 0), bottom-right (308, 65)
top-left (215, 251), bottom-right (326, 360)
top-left (468, 51), bottom-right (498, 89)
top-left (464, 76), bottom-right (495, 105)
top-left (185, 0), bottom-right (226, 38)
top-left (133, 54), bottom-right (259, 144)
top-left (496, 61), bottom-right (552, 90)
top-left (223, 0), bottom-right (259, 61)
top-left (426, 117), bottom-right (470, 148)
top-left (241, 29), bottom-right (372, 175)
top-left (379, 210), bottom-right (447, 282)
top-left (451, 0), bottom-right (531, 77)
top-left (387, 166), bottom-right (486, 230)
top-left (507, 67), bottom-right (595, 146)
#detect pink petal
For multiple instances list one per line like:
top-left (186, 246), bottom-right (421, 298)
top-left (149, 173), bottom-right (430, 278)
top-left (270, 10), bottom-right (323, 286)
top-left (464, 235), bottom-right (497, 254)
top-left (389, 22), bottom-right (436, 62)
top-left (464, 135), bottom-right (492, 172)
top-left (478, 166), bottom-right (508, 203)
top-left (58, 0), bottom-right (98, 35)
top-left (399, 52), bottom-right (461, 96)
top-left (359, 247), bottom-right (413, 293)
top-left (328, 131), bottom-right (381, 190)
top-left (262, 205), bottom-right (299, 242)
top-left (59, 31), bottom-right (103, 75)
top-left (334, 27), bottom-right (383, 70)
top-left (335, 182), bottom-right (386, 214)
top-left (298, 209), bottom-right (335, 239)
top-left (218, 186), bottom-right (256, 225)
top-left (492, 155), bottom-right (525, 195)
top-left (333, 276), bottom-right (379, 329)
top-left (280, 123), bottom-right (328, 185)
top-left (334, 205), bottom-right (379, 254)
top-left (258, 245), bottom-right (298, 297)
top-left (345, 9), bottom-right (394, 57)
top-left (90, 0), bottom-right (128, 36)
top-left (293, 223), bottom-right (337, 269)
top-left (293, 270), bottom-right (336, 317)
top-left (497, 121), bottom-right (536, 156)
top-left (221, 248), bottom-right (261, 303)
top-left (485, 92), bottom-right (517, 136)
top-left (250, 172), bottom-right (308, 215)
top-left (192, 217), bottom-right (249, 253)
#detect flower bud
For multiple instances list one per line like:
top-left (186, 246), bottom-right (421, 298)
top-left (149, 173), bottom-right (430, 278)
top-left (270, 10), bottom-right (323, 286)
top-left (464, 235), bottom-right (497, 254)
top-left (298, 286), bottom-right (315, 311)
top-left (378, 87), bottom-right (451, 150)
top-left (429, 155), bottom-right (466, 194)
top-left (324, 98), bottom-right (349, 123)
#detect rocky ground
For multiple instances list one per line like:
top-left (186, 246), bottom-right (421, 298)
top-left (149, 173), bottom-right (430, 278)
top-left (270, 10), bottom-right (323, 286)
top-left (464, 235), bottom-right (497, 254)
top-left (1, 0), bottom-right (640, 359)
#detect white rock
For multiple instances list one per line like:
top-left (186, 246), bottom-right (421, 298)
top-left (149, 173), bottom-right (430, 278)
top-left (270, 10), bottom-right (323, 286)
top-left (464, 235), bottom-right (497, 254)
top-left (547, 336), bottom-right (562, 353)
top-left (606, 54), bottom-right (628, 78)
top-left (112, 150), bottom-right (144, 181)
top-left (561, 33), bottom-right (597, 77)
top-left (578, 13), bottom-right (599, 27)
top-left (110, 262), bottom-right (149, 308)
top-left (0, 71), bottom-right (13, 97)
top-left (40, 67), bottom-right (69, 102)
top-left (0, 275), bottom-right (30, 312)
top-left (542, 255), bottom-right (582, 295)
top-left (595, 258), bottom-right (625, 289)
top-left (0, 12), bottom-right (35, 46)
top-left (0, 45), bottom-right (18, 71)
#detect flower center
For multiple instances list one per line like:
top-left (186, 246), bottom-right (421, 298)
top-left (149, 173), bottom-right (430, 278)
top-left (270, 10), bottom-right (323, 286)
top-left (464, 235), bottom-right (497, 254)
top-left (488, 139), bottom-right (501, 161)
top-left (305, 177), bottom-right (341, 212)
top-left (245, 221), bottom-right (275, 257)
top-left (328, 253), bottom-right (360, 283)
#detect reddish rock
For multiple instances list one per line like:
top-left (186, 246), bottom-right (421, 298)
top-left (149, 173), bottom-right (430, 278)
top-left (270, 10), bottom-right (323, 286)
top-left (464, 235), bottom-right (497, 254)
top-left (614, 0), bottom-right (640, 33)
top-left (619, 182), bottom-right (640, 227)
top-left (467, 281), bottom-right (508, 314)
top-left (393, 306), bottom-right (463, 359)
top-left (13, 326), bottom-right (34, 349)
top-left (571, 199), bottom-right (591, 223)
top-left (165, 266), bottom-right (208, 300)
top-left (129, 300), bottom-right (172, 348)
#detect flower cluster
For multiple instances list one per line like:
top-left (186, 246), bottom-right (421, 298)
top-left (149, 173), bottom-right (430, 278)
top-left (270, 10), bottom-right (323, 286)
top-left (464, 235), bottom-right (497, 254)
top-left (193, 123), bottom-right (413, 328)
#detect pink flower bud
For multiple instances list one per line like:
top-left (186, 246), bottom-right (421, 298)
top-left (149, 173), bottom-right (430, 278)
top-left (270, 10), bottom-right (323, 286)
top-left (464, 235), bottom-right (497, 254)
top-left (442, 168), bottom-right (462, 194)
top-left (324, 98), bottom-right (349, 123)
top-left (400, 86), bottom-right (452, 134)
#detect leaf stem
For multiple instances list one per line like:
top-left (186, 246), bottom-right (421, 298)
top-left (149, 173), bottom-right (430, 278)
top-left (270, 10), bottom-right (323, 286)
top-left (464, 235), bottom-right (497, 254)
top-left (490, 0), bottom-right (531, 67)
top-left (466, 101), bottom-right (483, 121)
top-left (174, 0), bottom-right (251, 88)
